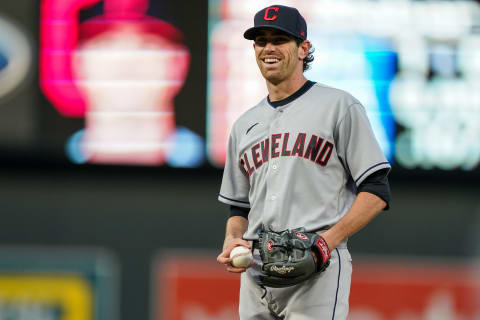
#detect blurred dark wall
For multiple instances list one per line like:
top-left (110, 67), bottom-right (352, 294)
top-left (0, 167), bottom-right (479, 320)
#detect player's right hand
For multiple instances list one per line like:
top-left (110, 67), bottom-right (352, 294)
top-left (216, 238), bottom-right (252, 273)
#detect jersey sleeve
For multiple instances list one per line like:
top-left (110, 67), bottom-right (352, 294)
top-left (335, 103), bottom-right (391, 186)
top-left (218, 129), bottom-right (251, 208)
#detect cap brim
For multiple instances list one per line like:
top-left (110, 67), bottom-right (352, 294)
top-left (243, 25), bottom-right (302, 40)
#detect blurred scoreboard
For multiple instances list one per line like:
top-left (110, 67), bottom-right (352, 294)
top-left (207, 0), bottom-right (480, 171)
top-left (2, 0), bottom-right (480, 172)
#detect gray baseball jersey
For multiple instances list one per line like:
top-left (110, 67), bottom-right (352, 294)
top-left (218, 81), bottom-right (390, 240)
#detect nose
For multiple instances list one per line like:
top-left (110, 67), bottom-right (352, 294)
top-left (264, 41), bottom-right (276, 52)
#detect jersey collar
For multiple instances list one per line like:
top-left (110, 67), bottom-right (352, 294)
top-left (267, 80), bottom-right (316, 108)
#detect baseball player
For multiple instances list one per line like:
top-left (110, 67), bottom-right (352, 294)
top-left (216, 5), bottom-right (391, 320)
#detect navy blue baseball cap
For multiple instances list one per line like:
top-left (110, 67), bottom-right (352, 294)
top-left (243, 5), bottom-right (307, 41)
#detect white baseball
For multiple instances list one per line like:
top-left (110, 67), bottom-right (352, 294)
top-left (229, 245), bottom-right (253, 268)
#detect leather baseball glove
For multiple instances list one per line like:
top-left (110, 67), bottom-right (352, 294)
top-left (257, 227), bottom-right (331, 288)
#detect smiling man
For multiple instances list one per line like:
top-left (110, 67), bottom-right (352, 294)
top-left (216, 5), bottom-right (392, 320)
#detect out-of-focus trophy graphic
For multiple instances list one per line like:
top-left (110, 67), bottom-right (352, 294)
top-left (40, 0), bottom-right (190, 165)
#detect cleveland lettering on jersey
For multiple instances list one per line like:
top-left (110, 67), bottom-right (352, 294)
top-left (240, 132), bottom-right (334, 177)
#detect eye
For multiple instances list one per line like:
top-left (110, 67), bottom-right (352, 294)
top-left (254, 38), bottom-right (267, 47)
top-left (272, 37), bottom-right (290, 45)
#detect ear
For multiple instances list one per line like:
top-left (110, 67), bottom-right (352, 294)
top-left (298, 40), bottom-right (311, 60)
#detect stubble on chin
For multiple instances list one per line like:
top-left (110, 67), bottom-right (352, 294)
top-left (263, 74), bottom-right (282, 85)
top-left (258, 64), bottom-right (282, 85)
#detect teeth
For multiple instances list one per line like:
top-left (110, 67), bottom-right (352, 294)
top-left (264, 58), bottom-right (279, 63)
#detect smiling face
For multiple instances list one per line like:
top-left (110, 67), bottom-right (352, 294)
top-left (253, 28), bottom-right (308, 85)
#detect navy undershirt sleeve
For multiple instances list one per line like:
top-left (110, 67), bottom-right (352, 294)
top-left (229, 205), bottom-right (250, 219)
top-left (357, 168), bottom-right (391, 210)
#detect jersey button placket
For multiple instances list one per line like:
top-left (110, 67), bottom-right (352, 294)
top-left (269, 157), bottom-right (278, 202)
top-left (265, 113), bottom-right (281, 230)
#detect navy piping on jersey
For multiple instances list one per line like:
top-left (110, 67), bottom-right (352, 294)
top-left (332, 248), bottom-right (341, 320)
top-left (355, 162), bottom-right (390, 184)
top-left (267, 80), bottom-right (316, 108)
top-left (218, 194), bottom-right (250, 205)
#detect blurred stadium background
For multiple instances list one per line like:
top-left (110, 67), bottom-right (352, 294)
top-left (1, 0), bottom-right (479, 319)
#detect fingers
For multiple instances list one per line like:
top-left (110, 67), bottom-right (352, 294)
top-left (217, 238), bottom-right (253, 273)
top-left (312, 250), bottom-right (318, 264)
top-left (226, 238), bottom-right (251, 250)
top-left (216, 251), bottom-right (231, 265)
top-left (217, 252), bottom-right (248, 273)
top-left (226, 265), bottom-right (247, 273)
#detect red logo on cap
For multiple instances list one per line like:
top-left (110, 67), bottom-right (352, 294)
top-left (300, 30), bottom-right (305, 37)
top-left (264, 7), bottom-right (279, 21)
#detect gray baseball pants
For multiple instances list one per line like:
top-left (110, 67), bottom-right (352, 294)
top-left (239, 248), bottom-right (352, 320)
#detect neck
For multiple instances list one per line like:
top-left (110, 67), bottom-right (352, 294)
top-left (266, 73), bottom-right (308, 102)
